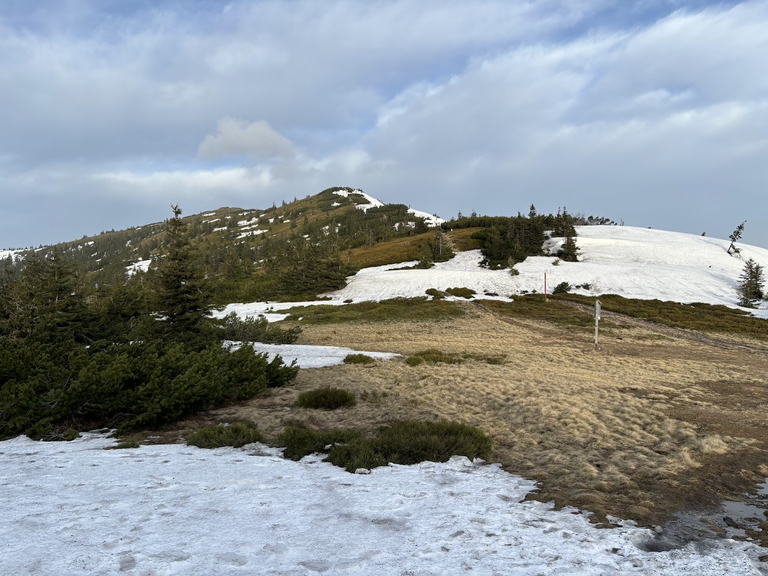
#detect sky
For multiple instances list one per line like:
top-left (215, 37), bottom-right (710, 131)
top-left (1, 0), bottom-right (767, 249)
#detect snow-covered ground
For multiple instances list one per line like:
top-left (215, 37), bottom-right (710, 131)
top-left (217, 226), bottom-right (768, 324)
top-left (227, 342), bottom-right (399, 368)
top-left (334, 189), bottom-right (444, 226)
top-left (1, 433), bottom-right (764, 576)
top-left (331, 252), bottom-right (516, 302)
top-left (212, 299), bottom-right (351, 323)
top-left (125, 259), bottom-right (151, 276)
top-left (329, 226), bottom-right (768, 316)
top-left (0, 248), bottom-right (24, 262)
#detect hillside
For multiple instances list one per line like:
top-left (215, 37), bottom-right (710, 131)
top-left (4, 189), bottom-right (768, 572)
top-left (214, 225), bottom-right (768, 322)
top-left (1, 187), bottom-right (450, 302)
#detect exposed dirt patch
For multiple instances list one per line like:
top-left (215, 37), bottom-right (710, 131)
top-left (159, 301), bottom-right (768, 540)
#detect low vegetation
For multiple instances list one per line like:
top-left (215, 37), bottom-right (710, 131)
top-left (186, 422), bottom-right (263, 448)
top-left (406, 349), bottom-right (464, 366)
top-left (445, 287), bottom-right (476, 299)
top-left (425, 288), bottom-right (444, 299)
top-left (286, 297), bottom-right (463, 324)
top-left (217, 312), bottom-right (301, 343)
top-left (278, 420), bottom-right (493, 472)
top-left (405, 348), bottom-right (506, 366)
top-left (294, 387), bottom-right (356, 410)
top-left (344, 353), bottom-right (376, 365)
top-left (554, 293), bottom-right (768, 340)
top-left (481, 297), bottom-right (602, 329)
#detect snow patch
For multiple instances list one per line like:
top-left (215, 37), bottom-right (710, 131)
top-left (0, 433), bottom-right (763, 575)
top-left (408, 207), bottom-right (445, 227)
top-left (125, 259), bottom-right (151, 276)
top-left (333, 189), bottom-right (384, 212)
top-left (227, 342), bottom-right (399, 368)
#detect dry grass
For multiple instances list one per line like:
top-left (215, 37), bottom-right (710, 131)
top-left (446, 227), bottom-right (484, 251)
top-left (343, 226), bottom-right (484, 269)
top-left (168, 301), bottom-right (768, 529)
top-left (346, 232), bottom-right (434, 268)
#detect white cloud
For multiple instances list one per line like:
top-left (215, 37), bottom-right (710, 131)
top-left (197, 118), bottom-right (296, 161)
top-left (2, 1), bottom-right (768, 249)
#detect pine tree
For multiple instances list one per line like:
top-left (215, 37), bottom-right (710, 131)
top-left (737, 258), bottom-right (764, 308)
top-left (154, 205), bottom-right (210, 337)
top-left (560, 234), bottom-right (578, 262)
top-left (727, 221), bottom-right (746, 256)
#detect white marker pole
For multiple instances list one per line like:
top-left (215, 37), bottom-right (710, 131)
top-left (594, 299), bottom-right (602, 350)
top-left (544, 272), bottom-right (547, 301)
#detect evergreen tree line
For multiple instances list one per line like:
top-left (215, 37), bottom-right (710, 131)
top-left (0, 206), bottom-right (299, 441)
top-left (443, 205), bottom-right (579, 268)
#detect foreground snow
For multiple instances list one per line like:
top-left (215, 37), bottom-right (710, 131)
top-left (0, 433), bottom-right (762, 575)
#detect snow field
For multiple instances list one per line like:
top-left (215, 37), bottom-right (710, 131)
top-left (218, 226), bottom-right (768, 326)
top-left (0, 433), bottom-right (763, 576)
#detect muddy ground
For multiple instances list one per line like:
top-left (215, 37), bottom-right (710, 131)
top-left (155, 302), bottom-right (768, 543)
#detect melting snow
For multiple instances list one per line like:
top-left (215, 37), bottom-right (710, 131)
top-left (126, 259), bottom-right (151, 276)
top-left (408, 207), bottom-right (445, 227)
top-left (333, 189), bottom-right (385, 212)
top-left (212, 300), bottom-right (351, 323)
top-left (0, 249), bottom-right (24, 262)
top-left (237, 229), bottom-right (267, 239)
top-left (0, 433), bottom-right (763, 575)
top-left (226, 342), bottom-right (398, 368)
top-left (325, 226), bottom-right (768, 315)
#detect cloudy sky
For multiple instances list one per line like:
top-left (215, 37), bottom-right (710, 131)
top-left (1, 0), bottom-right (767, 249)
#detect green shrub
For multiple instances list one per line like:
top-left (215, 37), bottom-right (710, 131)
top-left (278, 424), bottom-right (363, 460)
top-left (425, 288), bottom-right (444, 299)
top-left (0, 339), bottom-right (299, 440)
top-left (218, 312), bottom-right (301, 344)
top-left (405, 349), bottom-right (464, 366)
top-left (344, 353), bottom-right (376, 365)
top-left (445, 287), bottom-right (476, 299)
top-left (278, 420), bottom-right (493, 472)
top-left (553, 281), bottom-right (571, 294)
top-left (186, 422), bottom-right (263, 448)
top-left (295, 387), bottom-right (356, 410)
top-left (286, 297), bottom-right (463, 324)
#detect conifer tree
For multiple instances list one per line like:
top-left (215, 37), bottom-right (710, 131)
top-left (154, 205), bottom-right (210, 337)
top-left (727, 221), bottom-right (746, 256)
top-left (560, 234), bottom-right (578, 262)
top-left (737, 258), bottom-right (765, 307)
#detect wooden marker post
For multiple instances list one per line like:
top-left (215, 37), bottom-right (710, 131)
top-left (594, 299), bottom-right (602, 350)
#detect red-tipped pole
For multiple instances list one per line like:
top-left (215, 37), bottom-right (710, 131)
top-left (544, 272), bottom-right (547, 301)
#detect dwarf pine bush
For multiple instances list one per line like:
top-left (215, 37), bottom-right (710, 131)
top-left (343, 353), bottom-right (376, 365)
top-left (218, 312), bottom-right (301, 344)
top-left (279, 420), bottom-right (493, 472)
top-left (186, 422), bottom-right (263, 449)
top-left (295, 387), bottom-right (356, 410)
top-left (446, 287), bottom-right (476, 299)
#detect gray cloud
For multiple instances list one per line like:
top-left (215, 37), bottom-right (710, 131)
top-left (1, 0), bottom-right (767, 250)
top-left (197, 118), bottom-right (296, 161)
